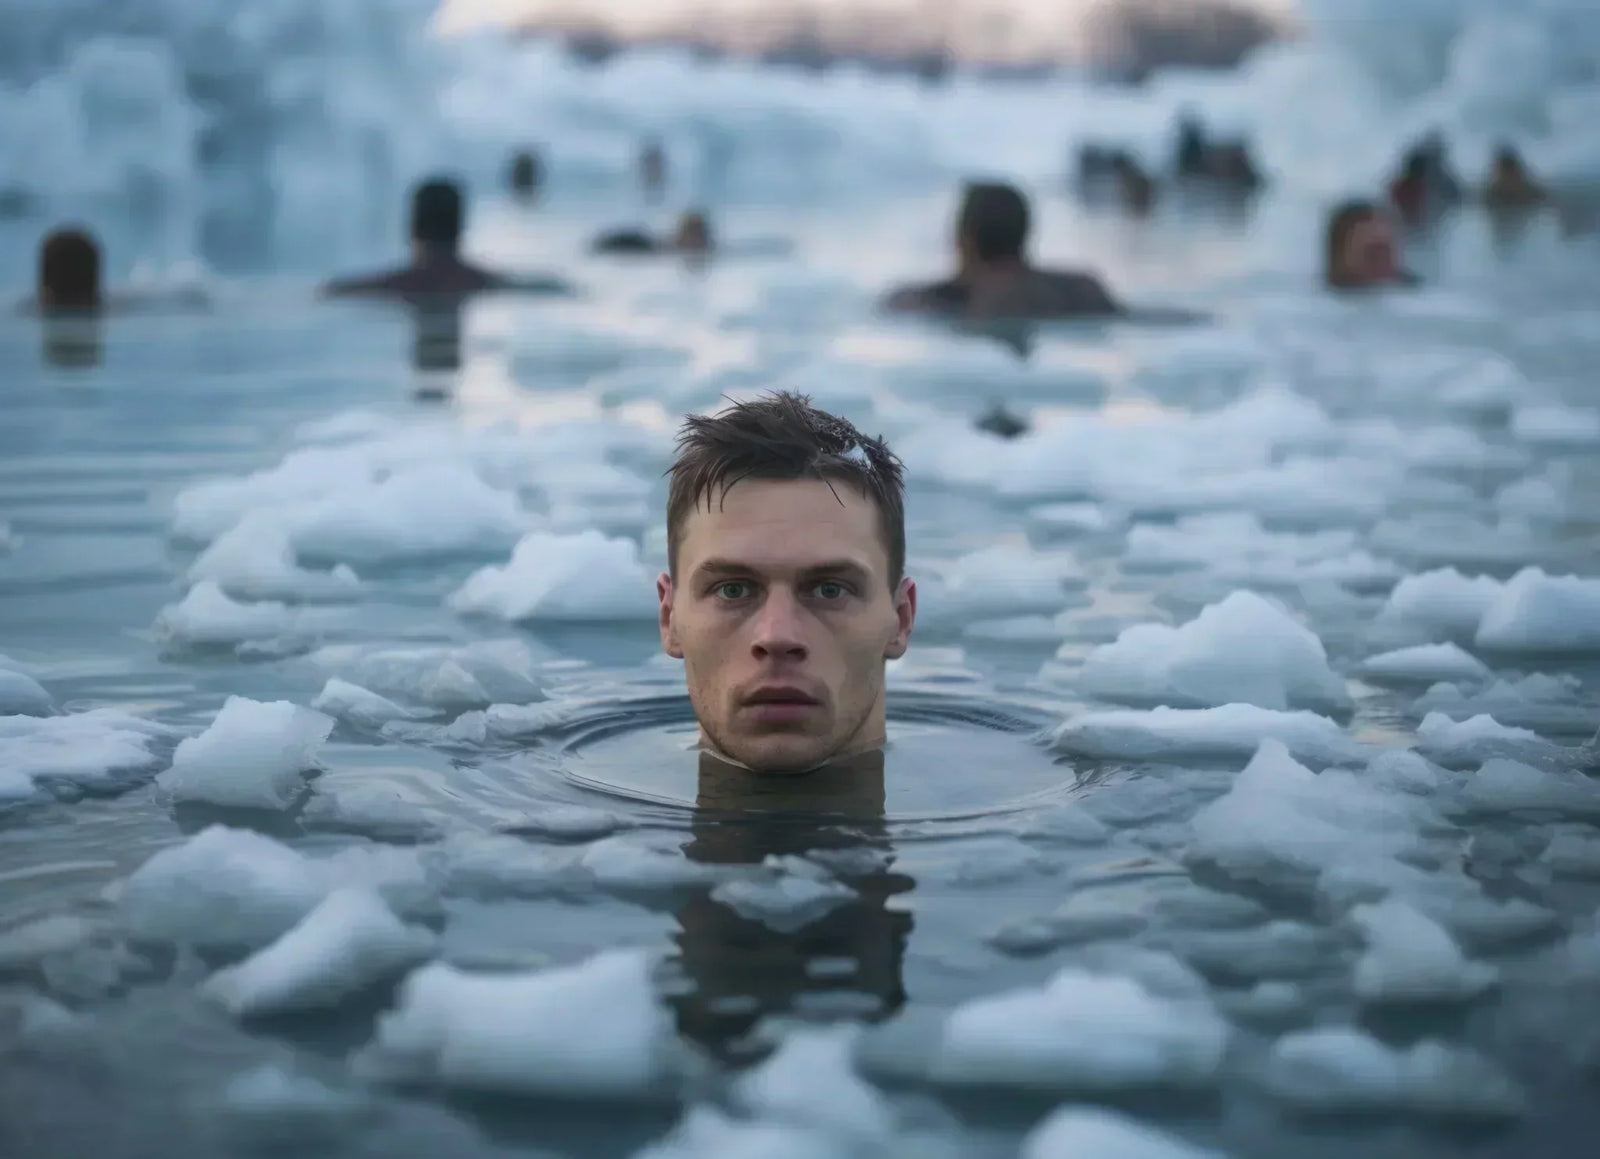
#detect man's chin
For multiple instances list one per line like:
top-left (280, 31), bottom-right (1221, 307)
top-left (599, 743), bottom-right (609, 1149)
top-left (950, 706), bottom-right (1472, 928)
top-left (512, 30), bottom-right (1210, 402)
top-left (718, 733), bottom-right (838, 776)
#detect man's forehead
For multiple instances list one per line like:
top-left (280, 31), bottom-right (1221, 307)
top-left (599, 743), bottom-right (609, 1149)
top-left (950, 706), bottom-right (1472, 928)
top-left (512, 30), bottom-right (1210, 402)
top-left (678, 476), bottom-right (886, 571)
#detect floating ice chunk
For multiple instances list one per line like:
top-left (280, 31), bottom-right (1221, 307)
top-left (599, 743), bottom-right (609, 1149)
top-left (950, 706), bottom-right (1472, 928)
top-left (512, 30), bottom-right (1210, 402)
top-left (1462, 758), bottom-right (1600, 817)
top-left (309, 639), bottom-right (545, 710)
top-left (301, 782), bottom-right (445, 843)
top-left (1359, 643), bottom-right (1490, 685)
top-left (711, 865), bottom-right (857, 934)
top-left (153, 582), bottom-right (304, 649)
top-left (1028, 502), bottom-right (1119, 537)
top-left (0, 915), bottom-right (94, 970)
top-left (204, 887), bottom-right (436, 1017)
top-left (309, 679), bottom-right (421, 729)
top-left (0, 655), bottom-right (52, 716)
top-left (929, 968), bottom-right (1228, 1090)
top-left (1170, 921), bottom-right (1331, 983)
top-left (1369, 515), bottom-right (1540, 571)
top-left (289, 462), bottom-right (527, 567)
top-left (0, 708), bottom-right (173, 799)
top-left (436, 834), bottom-right (582, 899)
top-left (1188, 742), bottom-right (1425, 889)
top-left (1475, 568), bottom-right (1600, 653)
top-left (1349, 898), bottom-right (1497, 1004)
top-left (1495, 470), bottom-right (1576, 523)
top-left (360, 949), bottom-right (673, 1096)
top-left (923, 544), bottom-right (1085, 626)
top-left (157, 697), bottom-right (332, 810)
top-left (188, 516), bottom-right (361, 603)
top-left (1021, 1106), bottom-right (1224, 1159)
top-left (1122, 515), bottom-right (1397, 589)
top-left (120, 826), bottom-right (326, 949)
top-left (582, 833), bottom-right (722, 893)
top-left (1262, 1029), bottom-right (1524, 1118)
top-left (1052, 706), bottom-right (1363, 766)
top-left (1542, 830), bottom-right (1600, 879)
top-left (1414, 674), bottom-right (1598, 735)
top-left (221, 1063), bottom-right (371, 1134)
top-left (733, 1026), bottom-right (893, 1142)
top-left (448, 530), bottom-right (655, 622)
top-left (1378, 569), bottom-right (1503, 641)
top-left (633, 1107), bottom-right (837, 1159)
top-left (1511, 403), bottom-right (1600, 447)
top-left (1415, 713), bottom-right (1556, 768)
top-left (499, 804), bottom-right (628, 841)
top-left (292, 409), bottom-right (402, 445)
top-left (1077, 591), bottom-right (1349, 712)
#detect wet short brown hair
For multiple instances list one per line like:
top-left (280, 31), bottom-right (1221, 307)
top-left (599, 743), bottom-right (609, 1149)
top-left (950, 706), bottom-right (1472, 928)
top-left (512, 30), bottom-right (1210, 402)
top-left (666, 391), bottom-right (906, 586)
top-left (38, 227), bottom-right (101, 309)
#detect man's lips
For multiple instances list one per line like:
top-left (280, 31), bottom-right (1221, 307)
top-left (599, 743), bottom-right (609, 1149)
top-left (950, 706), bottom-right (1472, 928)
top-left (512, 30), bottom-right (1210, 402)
top-left (740, 686), bottom-right (822, 723)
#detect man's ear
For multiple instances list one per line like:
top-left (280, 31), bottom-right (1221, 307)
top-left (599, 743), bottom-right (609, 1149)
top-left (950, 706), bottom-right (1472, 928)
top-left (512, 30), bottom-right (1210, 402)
top-left (657, 572), bottom-right (683, 659)
top-left (885, 577), bottom-right (916, 660)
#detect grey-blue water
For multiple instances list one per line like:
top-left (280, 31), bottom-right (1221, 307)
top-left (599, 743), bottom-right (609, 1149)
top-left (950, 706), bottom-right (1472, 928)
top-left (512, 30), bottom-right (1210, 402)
top-left (3, 181), bottom-right (1600, 1159)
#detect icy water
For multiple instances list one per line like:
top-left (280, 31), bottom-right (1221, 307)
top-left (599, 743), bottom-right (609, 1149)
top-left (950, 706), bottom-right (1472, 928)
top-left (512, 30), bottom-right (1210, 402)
top-left (4, 181), bottom-right (1600, 1159)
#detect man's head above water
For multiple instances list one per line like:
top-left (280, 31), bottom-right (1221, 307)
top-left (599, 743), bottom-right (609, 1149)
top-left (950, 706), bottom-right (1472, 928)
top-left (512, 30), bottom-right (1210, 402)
top-left (659, 392), bottom-right (916, 774)
top-left (956, 181), bottom-right (1030, 270)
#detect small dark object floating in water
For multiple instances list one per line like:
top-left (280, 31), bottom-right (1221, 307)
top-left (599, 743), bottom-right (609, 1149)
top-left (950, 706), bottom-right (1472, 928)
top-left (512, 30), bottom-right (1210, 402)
top-left (975, 404), bottom-right (1030, 440)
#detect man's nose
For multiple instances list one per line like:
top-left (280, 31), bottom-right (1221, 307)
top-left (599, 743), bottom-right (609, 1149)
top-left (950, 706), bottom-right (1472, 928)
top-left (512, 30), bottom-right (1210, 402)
top-left (750, 588), bottom-right (808, 661)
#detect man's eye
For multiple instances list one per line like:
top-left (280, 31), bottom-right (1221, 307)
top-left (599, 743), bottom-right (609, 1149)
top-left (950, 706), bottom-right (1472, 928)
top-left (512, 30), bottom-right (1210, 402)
top-left (812, 580), bottom-right (848, 600)
top-left (714, 581), bottom-right (753, 600)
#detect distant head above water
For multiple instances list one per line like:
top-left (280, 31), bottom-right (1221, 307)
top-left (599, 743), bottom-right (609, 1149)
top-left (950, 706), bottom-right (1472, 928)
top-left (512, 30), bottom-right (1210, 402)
top-left (1325, 199), bottom-right (1412, 291)
top-left (507, 149), bottom-right (542, 200)
top-left (881, 180), bottom-right (1124, 322)
top-left (321, 175), bottom-right (571, 301)
top-left (37, 227), bottom-right (102, 311)
top-left (658, 392), bottom-right (916, 775)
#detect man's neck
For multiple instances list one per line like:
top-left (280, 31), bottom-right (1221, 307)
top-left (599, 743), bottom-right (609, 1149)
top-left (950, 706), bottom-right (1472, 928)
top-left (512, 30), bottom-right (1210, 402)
top-left (411, 242), bottom-right (461, 269)
top-left (960, 255), bottom-right (1030, 285)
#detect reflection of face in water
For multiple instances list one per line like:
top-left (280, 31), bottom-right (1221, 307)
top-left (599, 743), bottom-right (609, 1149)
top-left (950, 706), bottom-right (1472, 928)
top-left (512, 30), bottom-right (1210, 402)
top-left (669, 748), bottom-right (914, 1062)
top-left (41, 314), bottom-right (104, 370)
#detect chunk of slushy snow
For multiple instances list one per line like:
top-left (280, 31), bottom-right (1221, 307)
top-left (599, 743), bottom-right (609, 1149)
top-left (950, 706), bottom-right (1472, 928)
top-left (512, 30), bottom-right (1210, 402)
top-left (1188, 741), bottom-right (1425, 888)
top-left (1414, 713), bottom-right (1553, 769)
top-left (1378, 569), bottom-right (1502, 640)
top-left (710, 870), bottom-right (856, 934)
top-left (1359, 644), bottom-right (1490, 685)
top-left (1052, 705), bottom-right (1362, 766)
top-left (0, 709), bottom-right (172, 799)
top-left (925, 544), bottom-right (1084, 624)
top-left (733, 1026), bottom-right (893, 1141)
top-left (310, 639), bottom-right (544, 710)
top-left (188, 515), bottom-right (361, 602)
top-left (360, 949), bottom-right (671, 1096)
top-left (120, 826), bottom-right (327, 949)
top-left (0, 655), bottom-right (52, 715)
top-left (1350, 898), bottom-right (1497, 1004)
top-left (633, 1107), bottom-right (838, 1159)
top-left (1078, 591), bottom-right (1349, 712)
top-left (204, 887), bottom-right (436, 1017)
top-left (1263, 1029), bottom-right (1524, 1118)
top-left (930, 968), bottom-right (1227, 1090)
top-left (153, 581), bottom-right (301, 647)
top-left (157, 697), bottom-right (332, 810)
top-left (1022, 1107), bottom-right (1225, 1159)
top-left (1475, 568), bottom-right (1600, 653)
top-left (1511, 403), bottom-right (1600, 446)
top-left (448, 530), bottom-right (655, 622)
top-left (1463, 758), bottom-right (1600, 816)
top-left (310, 679), bottom-right (421, 729)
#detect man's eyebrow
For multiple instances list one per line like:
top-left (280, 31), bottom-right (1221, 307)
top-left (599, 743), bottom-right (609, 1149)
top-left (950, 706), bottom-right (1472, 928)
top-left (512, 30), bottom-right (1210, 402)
top-left (689, 558), bottom-right (875, 580)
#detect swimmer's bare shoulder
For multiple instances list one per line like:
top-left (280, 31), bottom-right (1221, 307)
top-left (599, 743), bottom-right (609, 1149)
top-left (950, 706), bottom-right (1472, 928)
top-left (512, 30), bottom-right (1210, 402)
top-left (880, 279), bottom-right (967, 315)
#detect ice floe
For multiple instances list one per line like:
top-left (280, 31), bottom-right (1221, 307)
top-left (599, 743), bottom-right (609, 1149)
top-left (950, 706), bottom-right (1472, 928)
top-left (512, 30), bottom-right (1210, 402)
top-left (153, 581), bottom-right (307, 650)
top-left (187, 515), bottom-right (362, 603)
top-left (309, 679), bottom-right (423, 729)
top-left (1052, 706), bottom-right (1363, 766)
top-left (1414, 713), bottom-right (1562, 769)
top-left (1414, 674), bottom-right (1599, 735)
top-left (0, 709), bottom-right (173, 800)
top-left (1122, 515), bottom-right (1397, 590)
top-left (447, 530), bottom-right (656, 622)
top-left (0, 655), bottom-right (52, 716)
top-left (732, 1026), bottom-right (894, 1142)
top-left (204, 886), bottom-right (436, 1017)
top-left (1378, 568), bottom-right (1503, 641)
top-left (1460, 758), bottom-right (1600, 817)
top-left (1358, 643), bottom-right (1490, 685)
top-left (358, 949), bottom-right (673, 1096)
top-left (1075, 591), bottom-right (1350, 713)
top-left (929, 966), bottom-right (1228, 1090)
top-left (1475, 568), bottom-right (1600, 653)
top-left (1021, 1107), bottom-right (1224, 1159)
top-left (1261, 1029), bottom-right (1524, 1119)
top-left (308, 639), bottom-right (546, 711)
top-left (709, 858), bottom-right (857, 934)
top-left (156, 697), bottom-right (333, 810)
top-left (919, 544), bottom-right (1085, 629)
top-left (1348, 898), bottom-right (1497, 1004)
